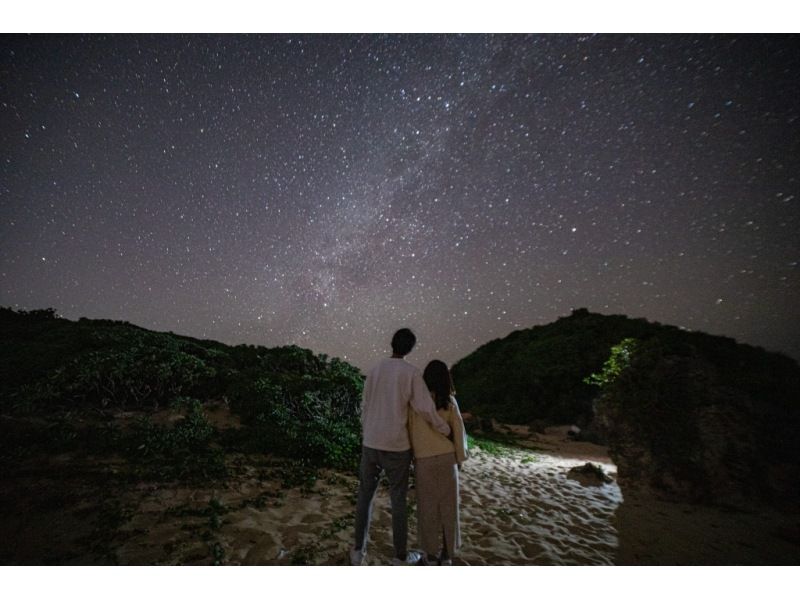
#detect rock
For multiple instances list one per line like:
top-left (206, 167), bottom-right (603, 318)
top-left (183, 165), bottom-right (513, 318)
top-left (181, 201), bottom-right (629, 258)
top-left (527, 419), bottom-right (549, 434)
top-left (594, 337), bottom-right (800, 508)
top-left (577, 416), bottom-right (608, 445)
top-left (461, 412), bottom-right (478, 433)
top-left (567, 462), bottom-right (613, 486)
top-left (465, 415), bottom-right (494, 434)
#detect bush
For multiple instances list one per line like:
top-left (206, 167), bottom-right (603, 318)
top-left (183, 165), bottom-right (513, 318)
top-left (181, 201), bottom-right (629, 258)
top-left (1, 307), bottom-right (365, 472)
top-left (226, 368), bottom-right (363, 470)
top-left (583, 338), bottom-right (639, 388)
top-left (1, 308), bottom-right (222, 411)
top-left (125, 397), bottom-right (226, 481)
top-left (55, 341), bottom-right (216, 409)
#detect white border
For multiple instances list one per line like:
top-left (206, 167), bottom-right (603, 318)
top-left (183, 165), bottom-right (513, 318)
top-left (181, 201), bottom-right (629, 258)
top-left (2, 1), bottom-right (799, 33)
top-left (2, 565), bottom-right (797, 598)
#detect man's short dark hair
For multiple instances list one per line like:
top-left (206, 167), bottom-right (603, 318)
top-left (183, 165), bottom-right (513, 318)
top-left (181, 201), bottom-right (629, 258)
top-left (391, 328), bottom-right (416, 356)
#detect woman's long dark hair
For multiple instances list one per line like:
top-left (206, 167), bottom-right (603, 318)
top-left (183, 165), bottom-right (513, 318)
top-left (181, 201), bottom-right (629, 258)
top-left (423, 360), bottom-right (455, 411)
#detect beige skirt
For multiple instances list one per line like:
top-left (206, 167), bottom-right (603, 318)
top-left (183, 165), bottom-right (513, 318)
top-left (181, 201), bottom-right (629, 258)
top-left (414, 452), bottom-right (460, 559)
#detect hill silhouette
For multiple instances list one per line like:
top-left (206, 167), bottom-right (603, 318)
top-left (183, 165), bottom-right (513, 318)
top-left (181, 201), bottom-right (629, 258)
top-left (452, 308), bottom-right (660, 428)
top-left (2, 305), bottom-right (799, 564)
top-left (452, 308), bottom-right (800, 506)
top-left (0, 306), bottom-right (364, 474)
top-left (4, 305), bottom-right (799, 507)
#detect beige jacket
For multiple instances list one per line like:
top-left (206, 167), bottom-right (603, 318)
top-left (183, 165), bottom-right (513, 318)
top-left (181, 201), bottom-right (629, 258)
top-left (408, 394), bottom-right (469, 464)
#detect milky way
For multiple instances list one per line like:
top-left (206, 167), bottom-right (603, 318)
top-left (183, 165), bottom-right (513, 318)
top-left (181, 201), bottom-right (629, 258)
top-left (1, 34), bottom-right (798, 371)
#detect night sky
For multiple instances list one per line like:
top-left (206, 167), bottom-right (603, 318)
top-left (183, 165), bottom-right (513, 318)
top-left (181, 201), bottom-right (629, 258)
top-left (1, 34), bottom-right (798, 372)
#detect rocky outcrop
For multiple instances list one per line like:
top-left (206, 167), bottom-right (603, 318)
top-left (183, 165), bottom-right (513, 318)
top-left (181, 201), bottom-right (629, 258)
top-left (567, 462), bottom-right (613, 486)
top-left (594, 336), bottom-right (800, 508)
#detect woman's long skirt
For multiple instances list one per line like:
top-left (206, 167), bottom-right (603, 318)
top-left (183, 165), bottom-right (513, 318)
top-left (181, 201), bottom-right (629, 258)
top-left (414, 451), bottom-right (460, 559)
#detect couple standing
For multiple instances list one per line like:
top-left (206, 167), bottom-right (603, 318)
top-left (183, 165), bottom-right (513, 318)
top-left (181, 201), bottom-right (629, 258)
top-left (350, 328), bottom-right (469, 566)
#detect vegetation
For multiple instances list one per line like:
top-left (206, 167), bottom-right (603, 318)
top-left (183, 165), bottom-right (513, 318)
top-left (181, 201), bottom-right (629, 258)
top-left (588, 330), bottom-right (800, 504)
top-left (583, 337), bottom-right (639, 388)
top-left (125, 397), bottom-right (226, 481)
top-left (453, 308), bottom-right (800, 506)
top-left (5, 304), bottom-right (797, 511)
top-left (221, 354), bottom-right (362, 470)
top-left (465, 433), bottom-right (538, 465)
top-left (452, 308), bottom-right (799, 434)
top-left (0, 306), bottom-right (364, 477)
top-left (451, 308), bottom-right (659, 426)
top-left (467, 434), bottom-right (514, 457)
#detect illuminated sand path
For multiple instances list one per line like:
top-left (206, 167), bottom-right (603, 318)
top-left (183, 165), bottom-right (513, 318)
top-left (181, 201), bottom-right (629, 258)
top-left (112, 425), bottom-right (622, 565)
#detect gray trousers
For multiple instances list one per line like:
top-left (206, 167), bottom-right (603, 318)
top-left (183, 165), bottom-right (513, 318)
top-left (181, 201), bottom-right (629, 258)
top-left (353, 446), bottom-right (412, 559)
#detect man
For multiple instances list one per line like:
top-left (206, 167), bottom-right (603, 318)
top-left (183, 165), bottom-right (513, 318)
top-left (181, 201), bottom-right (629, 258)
top-left (350, 328), bottom-right (451, 565)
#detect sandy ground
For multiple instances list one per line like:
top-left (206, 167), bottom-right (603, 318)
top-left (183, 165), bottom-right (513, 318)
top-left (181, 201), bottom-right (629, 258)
top-left (105, 424), bottom-right (623, 565)
top-left (614, 491), bottom-right (800, 565)
top-left (3, 419), bottom-right (799, 565)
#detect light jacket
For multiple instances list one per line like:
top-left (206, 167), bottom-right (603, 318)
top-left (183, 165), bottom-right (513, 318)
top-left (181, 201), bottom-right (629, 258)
top-left (409, 394), bottom-right (469, 464)
top-left (361, 357), bottom-right (451, 451)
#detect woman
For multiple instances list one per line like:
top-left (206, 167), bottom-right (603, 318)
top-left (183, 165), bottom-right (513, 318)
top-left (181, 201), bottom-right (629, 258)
top-left (408, 360), bottom-right (469, 565)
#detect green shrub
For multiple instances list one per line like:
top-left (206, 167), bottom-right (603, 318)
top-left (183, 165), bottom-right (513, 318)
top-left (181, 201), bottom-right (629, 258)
top-left (1, 307), bottom-right (365, 472)
top-left (228, 378), bottom-right (362, 470)
top-left (583, 338), bottom-right (639, 388)
top-left (125, 397), bottom-right (226, 481)
top-left (1, 308), bottom-right (222, 411)
top-left (53, 340), bottom-right (217, 409)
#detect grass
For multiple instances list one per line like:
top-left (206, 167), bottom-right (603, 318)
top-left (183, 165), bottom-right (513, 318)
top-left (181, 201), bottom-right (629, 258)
top-left (467, 433), bottom-right (540, 464)
top-left (468, 434), bottom-right (514, 457)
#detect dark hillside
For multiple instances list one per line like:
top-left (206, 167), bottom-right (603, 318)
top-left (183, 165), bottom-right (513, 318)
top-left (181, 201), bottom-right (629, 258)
top-left (592, 332), bottom-right (800, 506)
top-left (0, 306), bottom-right (364, 472)
top-left (451, 308), bottom-right (658, 426)
top-left (452, 308), bottom-right (800, 506)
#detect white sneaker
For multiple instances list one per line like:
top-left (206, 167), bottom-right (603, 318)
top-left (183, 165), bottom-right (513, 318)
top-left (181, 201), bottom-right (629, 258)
top-left (391, 550), bottom-right (422, 565)
top-left (350, 547), bottom-right (366, 565)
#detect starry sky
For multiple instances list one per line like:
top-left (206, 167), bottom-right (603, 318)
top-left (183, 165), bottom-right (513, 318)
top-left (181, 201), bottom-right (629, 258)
top-left (1, 34), bottom-right (798, 372)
